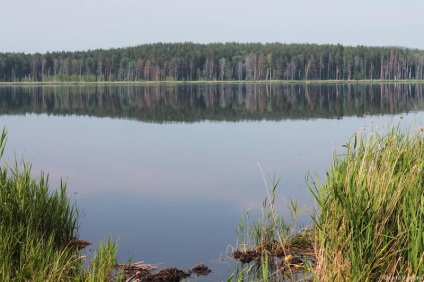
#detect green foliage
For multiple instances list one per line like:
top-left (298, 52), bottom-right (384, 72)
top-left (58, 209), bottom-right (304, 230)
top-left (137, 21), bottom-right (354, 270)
top-left (310, 126), bottom-right (424, 281)
top-left (0, 128), bottom-right (121, 281)
top-left (233, 125), bottom-right (424, 281)
top-left (87, 239), bottom-right (119, 282)
top-left (1, 43), bottom-right (424, 82)
top-left (0, 127), bottom-right (81, 281)
top-left (231, 171), bottom-right (312, 281)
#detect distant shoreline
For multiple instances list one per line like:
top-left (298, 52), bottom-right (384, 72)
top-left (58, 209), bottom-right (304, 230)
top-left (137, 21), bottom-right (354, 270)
top-left (1, 79), bottom-right (424, 86)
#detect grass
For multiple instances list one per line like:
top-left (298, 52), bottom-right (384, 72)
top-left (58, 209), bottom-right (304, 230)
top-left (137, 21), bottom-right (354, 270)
top-left (0, 128), bottom-right (121, 281)
top-left (87, 239), bottom-right (121, 282)
top-left (230, 125), bottom-right (424, 281)
top-left (230, 166), bottom-right (315, 282)
top-left (310, 125), bottom-right (424, 281)
top-left (1, 120), bottom-right (423, 281)
top-left (0, 126), bottom-right (210, 282)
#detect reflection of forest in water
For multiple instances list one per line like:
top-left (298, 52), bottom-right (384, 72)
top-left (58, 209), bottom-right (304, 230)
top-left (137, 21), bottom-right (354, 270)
top-left (1, 83), bottom-right (423, 122)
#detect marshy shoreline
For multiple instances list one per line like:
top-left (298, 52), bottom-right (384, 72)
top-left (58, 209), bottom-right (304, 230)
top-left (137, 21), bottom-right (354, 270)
top-left (1, 124), bottom-right (423, 281)
top-left (234, 125), bottom-right (424, 281)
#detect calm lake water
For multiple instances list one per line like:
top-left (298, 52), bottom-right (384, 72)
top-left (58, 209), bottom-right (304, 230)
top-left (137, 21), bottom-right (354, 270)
top-left (1, 83), bottom-right (424, 281)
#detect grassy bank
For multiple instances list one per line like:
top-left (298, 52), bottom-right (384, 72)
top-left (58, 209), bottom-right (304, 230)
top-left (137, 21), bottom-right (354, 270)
top-left (310, 126), bottom-right (424, 281)
top-left (231, 126), bottom-right (424, 281)
top-left (0, 127), bottom-right (212, 281)
top-left (1, 122), bottom-right (423, 281)
top-left (0, 128), bottom-right (119, 281)
top-left (230, 174), bottom-right (314, 282)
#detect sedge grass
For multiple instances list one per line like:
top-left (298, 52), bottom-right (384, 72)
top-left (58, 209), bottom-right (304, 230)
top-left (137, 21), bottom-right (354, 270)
top-left (310, 126), bottom-right (424, 281)
top-left (231, 125), bottom-right (424, 281)
top-left (87, 239), bottom-right (121, 282)
top-left (230, 166), bottom-right (313, 282)
top-left (0, 128), bottom-right (121, 281)
top-left (0, 129), bottom-right (81, 281)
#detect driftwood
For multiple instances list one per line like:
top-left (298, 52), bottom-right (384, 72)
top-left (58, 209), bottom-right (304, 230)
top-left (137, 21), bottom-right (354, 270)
top-left (115, 261), bottom-right (159, 271)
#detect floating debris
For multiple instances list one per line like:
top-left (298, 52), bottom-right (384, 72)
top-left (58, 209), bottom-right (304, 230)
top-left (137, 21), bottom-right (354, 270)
top-left (144, 267), bottom-right (191, 282)
top-left (232, 249), bottom-right (261, 264)
top-left (116, 261), bottom-right (211, 282)
top-left (231, 241), bottom-right (316, 274)
top-left (191, 263), bottom-right (212, 276)
top-left (70, 238), bottom-right (92, 250)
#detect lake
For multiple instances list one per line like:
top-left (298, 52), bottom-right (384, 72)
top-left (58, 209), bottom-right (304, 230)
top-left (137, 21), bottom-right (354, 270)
top-left (1, 83), bottom-right (423, 281)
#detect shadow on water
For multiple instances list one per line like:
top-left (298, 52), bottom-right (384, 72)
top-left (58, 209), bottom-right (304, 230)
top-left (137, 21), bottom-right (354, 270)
top-left (0, 83), bottom-right (424, 121)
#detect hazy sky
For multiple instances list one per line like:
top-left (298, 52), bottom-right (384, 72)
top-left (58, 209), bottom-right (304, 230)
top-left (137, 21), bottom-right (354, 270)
top-left (1, 0), bottom-right (423, 53)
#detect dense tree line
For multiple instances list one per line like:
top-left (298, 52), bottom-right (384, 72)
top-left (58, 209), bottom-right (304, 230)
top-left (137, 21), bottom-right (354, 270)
top-left (1, 43), bottom-right (424, 82)
top-left (1, 83), bottom-right (423, 122)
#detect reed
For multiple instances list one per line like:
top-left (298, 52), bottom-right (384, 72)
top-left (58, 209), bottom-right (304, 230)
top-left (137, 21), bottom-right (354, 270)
top-left (310, 126), bottom-right (424, 281)
top-left (87, 239), bottom-right (120, 282)
top-left (230, 169), bottom-right (314, 281)
top-left (231, 125), bottom-right (423, 281)
top-left (0, 128), bottom-right (120, 281)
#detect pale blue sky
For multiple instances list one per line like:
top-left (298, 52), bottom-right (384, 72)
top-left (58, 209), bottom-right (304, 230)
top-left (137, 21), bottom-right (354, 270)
top-left (1, 0), bottom-right (423, 53)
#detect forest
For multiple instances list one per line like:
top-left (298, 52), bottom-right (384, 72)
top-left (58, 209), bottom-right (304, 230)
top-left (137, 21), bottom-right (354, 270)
top-left (1, 42), bottom-right (424, 82)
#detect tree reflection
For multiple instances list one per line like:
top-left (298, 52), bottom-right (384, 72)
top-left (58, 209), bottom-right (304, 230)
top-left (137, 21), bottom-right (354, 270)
top-left (0, 83), bottom-right (423, 122)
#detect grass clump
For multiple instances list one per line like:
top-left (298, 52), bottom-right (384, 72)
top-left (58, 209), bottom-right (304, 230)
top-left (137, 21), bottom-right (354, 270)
top-left (230, 170), bottom-right (315, 282)
top-left (0, 128), bottom-right (119, 281)
top-left (310, 126), bottom-right (424, 281)
top-left (231, 125), bottom-right (424, 281)
top-left (0, 128), bottom-right (82, 281)
top-left (87, 239), bottom-right (120, 282)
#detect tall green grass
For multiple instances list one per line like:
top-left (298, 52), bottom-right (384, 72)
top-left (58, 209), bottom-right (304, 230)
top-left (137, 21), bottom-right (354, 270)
top-left (232, 126), bottom-right (423, 281)
top-left (231, 180), bottom-right (288, 281)
top-left (3, 121), bottom-right (423, 281)
top-left (230, 169), bottom-right (313, 282)
top-left (0, 128), bottom-right (120, 281)
top-left (310, 126), bottom-right (424, 281)
top-left (87, 239), bottom-right (120, 282)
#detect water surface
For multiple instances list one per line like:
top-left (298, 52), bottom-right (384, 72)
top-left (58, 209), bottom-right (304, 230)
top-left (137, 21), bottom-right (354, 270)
top-left (1, 83), bottom-right (423, 280)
